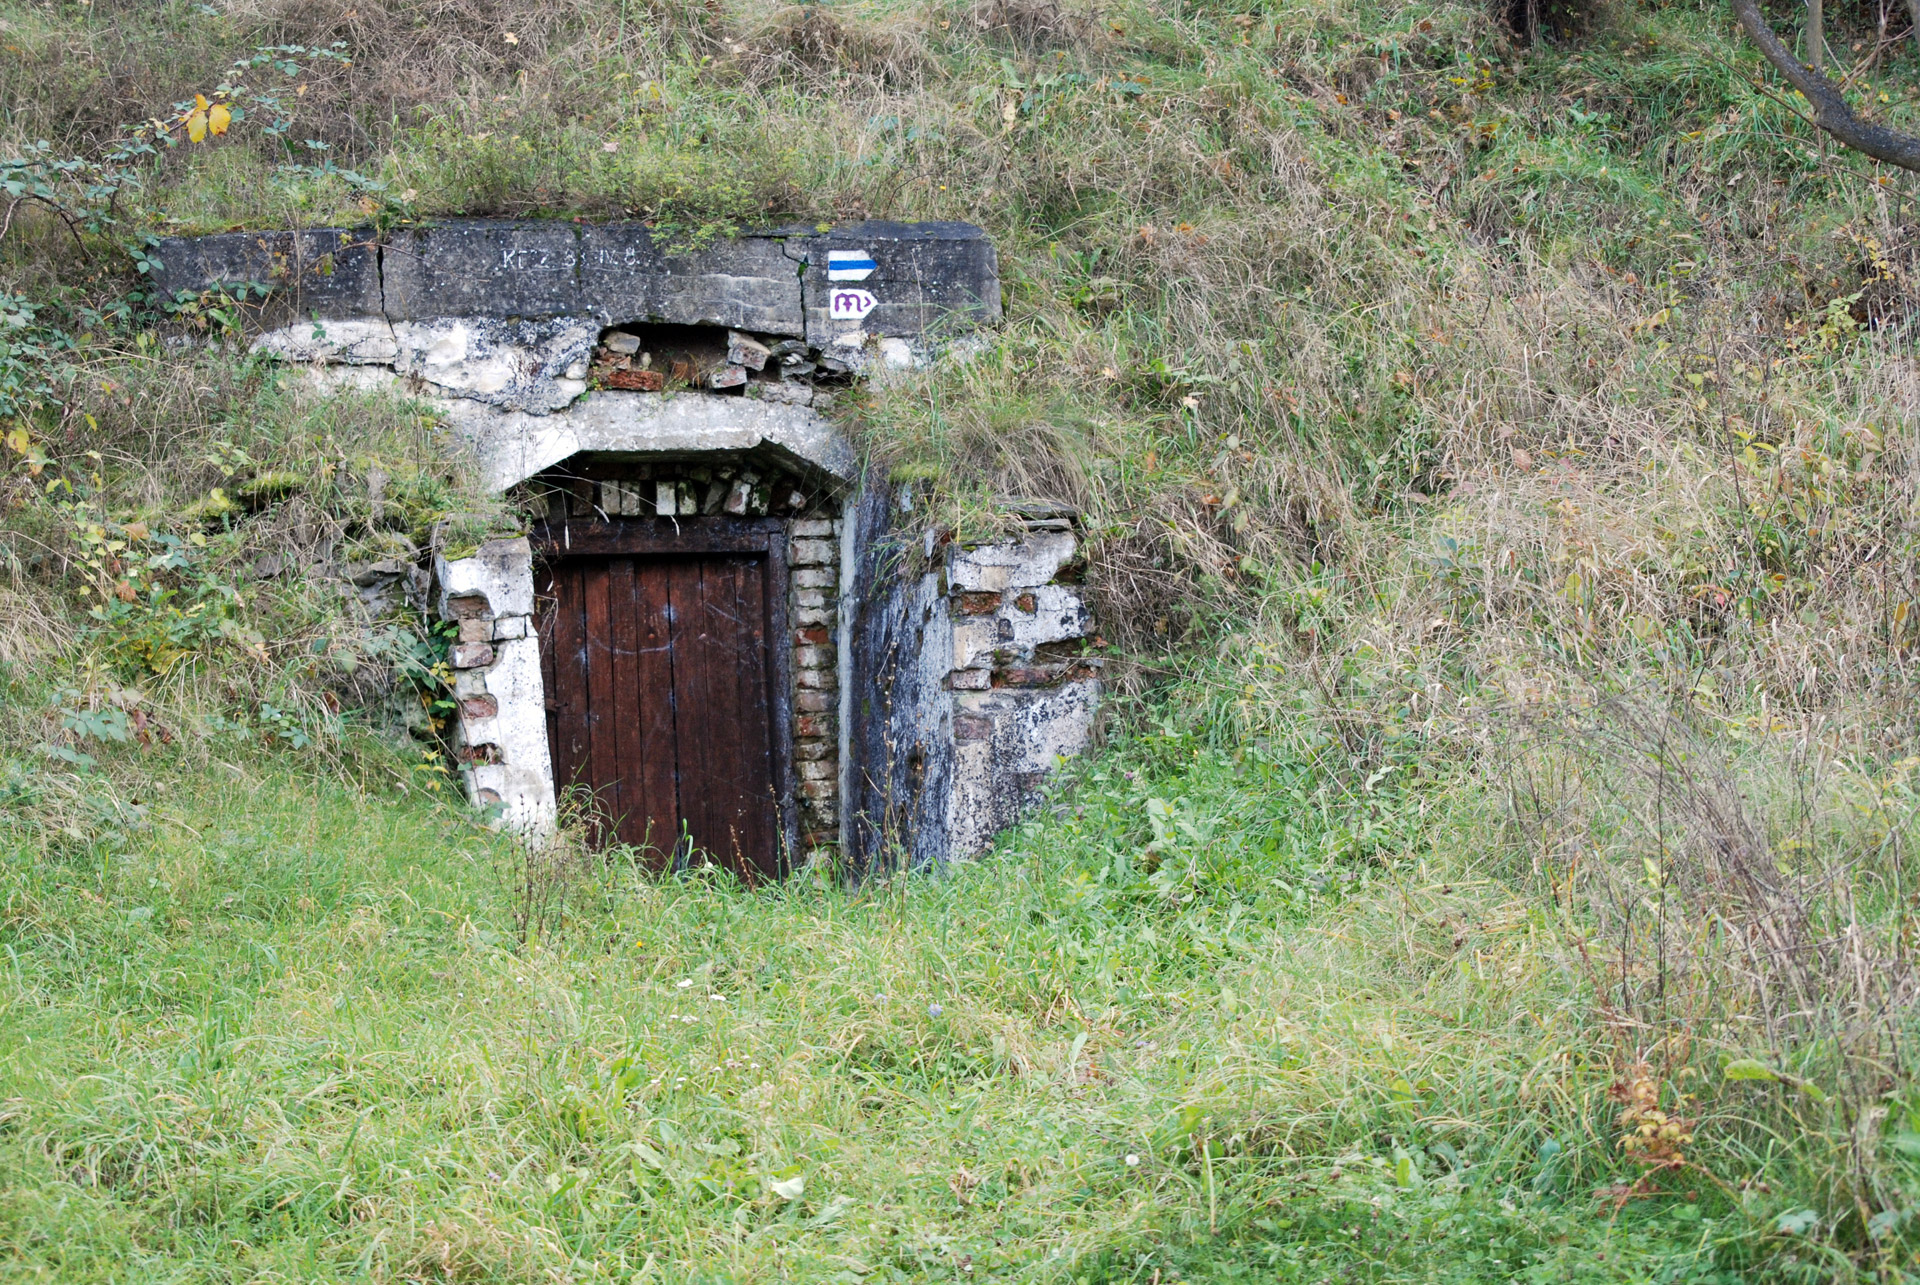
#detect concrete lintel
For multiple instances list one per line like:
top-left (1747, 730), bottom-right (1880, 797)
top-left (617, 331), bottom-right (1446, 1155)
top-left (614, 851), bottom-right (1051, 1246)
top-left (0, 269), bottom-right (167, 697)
top-left (439, 391), bottom-right (856, 493)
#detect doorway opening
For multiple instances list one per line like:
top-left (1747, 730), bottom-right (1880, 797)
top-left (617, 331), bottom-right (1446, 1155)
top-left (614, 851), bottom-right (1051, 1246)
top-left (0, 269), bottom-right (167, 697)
top-left (534, 516), bottom-right (796, 881)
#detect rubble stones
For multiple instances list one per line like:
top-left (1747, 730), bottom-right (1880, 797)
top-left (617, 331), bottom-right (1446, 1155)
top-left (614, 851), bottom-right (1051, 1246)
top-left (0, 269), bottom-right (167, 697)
top-left (727, 331), bottom-right (772, 370)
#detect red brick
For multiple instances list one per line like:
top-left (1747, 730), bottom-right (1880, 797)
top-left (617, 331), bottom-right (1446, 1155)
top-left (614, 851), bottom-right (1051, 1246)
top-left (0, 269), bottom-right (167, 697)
top-left (460, 695), bottom-right (499, 720)
top-left (956, 591), bottom-right (1002, 615)
top-left (450, 642), bottom-right (495, 669)
top-left (603, 367), bottom-right (665, 392)
top-left (955, 712), bottom-right (994, 742)
top-left (795, 714), bottom-right (834, 738)
top-left (795, 625), bottom-right (832, 645)
top-left (800, 779), bottom-right (837, 800)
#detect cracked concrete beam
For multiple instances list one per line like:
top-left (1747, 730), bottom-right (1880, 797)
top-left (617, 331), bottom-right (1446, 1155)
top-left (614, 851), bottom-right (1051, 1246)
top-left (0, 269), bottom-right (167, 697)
top-left (150, 221), bottom-right (999, 347)
top-left (146, 227), bottom-right (383, 320)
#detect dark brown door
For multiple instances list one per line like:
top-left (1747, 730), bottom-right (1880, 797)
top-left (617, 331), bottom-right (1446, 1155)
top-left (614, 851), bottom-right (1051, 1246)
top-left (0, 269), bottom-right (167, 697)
top-left (538, 549), bottom-right (786, 879)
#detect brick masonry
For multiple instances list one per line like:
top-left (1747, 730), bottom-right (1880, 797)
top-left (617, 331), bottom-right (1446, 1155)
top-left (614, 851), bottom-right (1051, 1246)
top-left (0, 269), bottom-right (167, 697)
top-left (153, 219), bottom-right (1109, 868)
top-left (787, 516), bottom-right (841, 862)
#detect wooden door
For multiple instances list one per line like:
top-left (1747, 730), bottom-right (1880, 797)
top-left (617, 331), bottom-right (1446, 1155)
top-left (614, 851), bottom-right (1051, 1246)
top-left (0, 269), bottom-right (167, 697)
top-left (535, 519), bottom-right (793, 880)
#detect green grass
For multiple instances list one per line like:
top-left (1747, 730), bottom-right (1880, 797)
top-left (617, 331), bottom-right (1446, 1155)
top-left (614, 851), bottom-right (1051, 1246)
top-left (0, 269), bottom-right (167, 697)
top-left (0, 717), bottom-right (1781, 1284)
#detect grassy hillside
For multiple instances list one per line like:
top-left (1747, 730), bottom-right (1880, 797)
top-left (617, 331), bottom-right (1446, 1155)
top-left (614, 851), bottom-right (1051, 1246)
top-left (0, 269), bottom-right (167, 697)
top-left (5, 0), bottom-right (1920, 1279)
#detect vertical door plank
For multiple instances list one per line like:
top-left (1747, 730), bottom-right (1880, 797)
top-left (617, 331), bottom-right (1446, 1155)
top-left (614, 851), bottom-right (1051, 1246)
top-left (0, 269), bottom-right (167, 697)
top-left (536, 569), bottom-right (560, 782)
top-left (606, 558), bottom-right (643, 850)
top-left (665, 557), bottom-right (715, 869)
top-left (579, 559), bottom-right (617, 846)
top-left (730, 556), bottom-right (778, 878)
top-left (547, 562), bottom-right (590, 803)
top-left (697, 557), bottom-right (750, 874)
top-left (629, 559), bottom-right (681, 866)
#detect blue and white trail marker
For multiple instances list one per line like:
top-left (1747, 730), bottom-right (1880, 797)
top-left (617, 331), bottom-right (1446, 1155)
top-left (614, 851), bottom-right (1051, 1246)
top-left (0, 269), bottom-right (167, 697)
top-left (826, 249), bottom-right (877, 282)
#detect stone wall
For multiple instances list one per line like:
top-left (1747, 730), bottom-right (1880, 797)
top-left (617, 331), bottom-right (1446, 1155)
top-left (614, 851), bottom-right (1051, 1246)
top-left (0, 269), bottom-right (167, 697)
top-left (840, 485), bottom-right (954, 873)
top-left (841, 490), bottom-right (1098, 870)
top-left (945, 521), bottom-right (1099, 858)
top-left (434, 537), bottom-right (557, 832)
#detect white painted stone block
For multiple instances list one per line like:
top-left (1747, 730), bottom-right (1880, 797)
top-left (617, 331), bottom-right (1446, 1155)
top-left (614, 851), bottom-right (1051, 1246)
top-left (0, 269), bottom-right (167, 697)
top-left (947, 679), bottom-right (1098, 858)
top-left (951, 618), bottom-right (1000, 672)
top-left (456, 631), bottom-right (556, 834)
top-left (436, 537), bottom-right (535, 619)
top-left (999, 584), bottom-right (1093, 656)
top-left (253, 317), bottom-right (399, 364)
top-left (790, 538), bottom-right (835, 566)
top-left (948, 531), bottom-right (1077, 593)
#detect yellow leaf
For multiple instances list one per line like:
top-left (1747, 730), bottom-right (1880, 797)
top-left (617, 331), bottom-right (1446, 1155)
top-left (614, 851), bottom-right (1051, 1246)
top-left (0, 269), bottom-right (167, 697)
top-left (4, 427), bottom-right (27, 453)
top-left (195, 93), bottom-right (209, 111)
top-left (187, 108), bottom-right (208, 143)
top-left (208, 104), bottom-right (231, 136)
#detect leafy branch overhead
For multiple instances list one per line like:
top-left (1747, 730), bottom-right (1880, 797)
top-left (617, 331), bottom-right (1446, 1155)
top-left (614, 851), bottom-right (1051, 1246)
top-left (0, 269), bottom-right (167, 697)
top-left (0, 43), bottom-right (350, 253)
top-left (1732, 0), bottom-right (1920, 170)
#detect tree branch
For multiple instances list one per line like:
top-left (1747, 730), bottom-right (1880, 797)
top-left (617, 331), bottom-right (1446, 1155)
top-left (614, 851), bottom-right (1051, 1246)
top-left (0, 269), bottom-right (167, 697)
top-left (1732, 0), bottom-right (1920, 170)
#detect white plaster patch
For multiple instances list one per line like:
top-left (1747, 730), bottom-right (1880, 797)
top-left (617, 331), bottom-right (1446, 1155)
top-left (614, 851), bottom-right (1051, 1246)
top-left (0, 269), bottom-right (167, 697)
top-left (255, 315), bottom-right (598, 414)
top-left (254, 317), bottom-right (399, 364)
top-left (949, 532), bottom-right (1078, 593)
top-left (437, 537), bottom-right (556, 836)
top-left (435, 536), bottom-right (536, 618)
top-left (294, 365), bottom-right (408, 397)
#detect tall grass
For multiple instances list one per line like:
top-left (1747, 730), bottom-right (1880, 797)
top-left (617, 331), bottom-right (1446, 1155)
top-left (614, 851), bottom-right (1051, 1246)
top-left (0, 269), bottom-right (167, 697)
top-left (0, 696), bottom-right (1816, 1283)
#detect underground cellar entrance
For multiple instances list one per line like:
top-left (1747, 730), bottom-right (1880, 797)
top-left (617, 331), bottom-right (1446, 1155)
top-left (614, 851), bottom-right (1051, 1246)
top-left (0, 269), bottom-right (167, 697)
top-left (149, 217), bottom-right (1102, 868)
top-left (528, 442), bottom-right (838, 880)
top-left (535, 516), bottom-right (796, 881)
